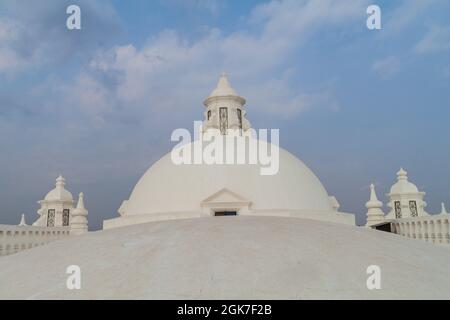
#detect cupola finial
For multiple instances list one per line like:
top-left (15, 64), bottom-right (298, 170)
top-left (441, 202), bottom-right (448, 215)
top-left (397, 168), bottom-right (408, 181)
top-left (76, 192), bottom-right (85, 210)
top-left (18, 214), bottom-right (27, 226)
top-left (56, 175), bottom-right (66, 188)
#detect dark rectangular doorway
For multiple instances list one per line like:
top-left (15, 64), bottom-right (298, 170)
top-left (215, 211), bottom-right (237, 216)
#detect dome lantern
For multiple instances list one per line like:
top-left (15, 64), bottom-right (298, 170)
top-left (33, 175), bottom-right (75, 227)
top-left (386, 168), bottom-right (428, 219)
top-left (202, 73), bottom-right (251, 135)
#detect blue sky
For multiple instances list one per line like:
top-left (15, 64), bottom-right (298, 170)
top-left (1, 0), bottom-right (450, 229)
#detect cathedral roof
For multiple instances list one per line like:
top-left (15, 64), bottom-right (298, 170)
top-left (2, 216), bottom-right (450, 299)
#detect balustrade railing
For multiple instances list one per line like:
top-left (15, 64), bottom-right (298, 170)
top-left (0, 225), bottom-right (70, 256)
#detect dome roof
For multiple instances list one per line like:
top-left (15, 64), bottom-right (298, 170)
top-left (389, 168), bottom-right (419, 195)
top-left (2, 217), bottom-right (450, 299)
top-left (106, 73), bottom-right (353, 228)
top-left (43, 175), bottom-right (73, 202)
top-left (121, 139), bottom-right (333, 217)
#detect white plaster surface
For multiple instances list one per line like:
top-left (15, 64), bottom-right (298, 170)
top-left (1, 216), bottom-right (450, 299)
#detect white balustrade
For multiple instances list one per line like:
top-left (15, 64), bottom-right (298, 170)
top-left (389, 215), bottom-right (450, 246)
top-left (0, 225), bottom-right (70, 257)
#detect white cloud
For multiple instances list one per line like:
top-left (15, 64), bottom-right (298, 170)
top-left (0, 19), bottom-right (28, 70)
top-left (371, 56), bottom-right (401, 78)
top-left (414, 25), bottom-right (450, 54)
top-left (80, 0), bottom-right (365, 122)
top-left (1, 0), bottom-right (367, 129)
top-left (161, 0), bottom-right (225, 15)
top-left (382, 0), bottom-right (440, 35)
top-left (0, 0), bottom-right (121, 72)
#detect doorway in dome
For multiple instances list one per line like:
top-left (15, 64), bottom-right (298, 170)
top-left (214, 211), bottom-right (237, 216)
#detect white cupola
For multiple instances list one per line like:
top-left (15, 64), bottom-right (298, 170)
top-left (70, 193), bottom-right (89, 235)
top-left (365, 183), bottom-right (385, 227)
top-left (386, 168), bottom-right (429, 219)
top-left (33, 175), bottom-right (75, 228)
top-left (203, 73), bottom-right (251, 135)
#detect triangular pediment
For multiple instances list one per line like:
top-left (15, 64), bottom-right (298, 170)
top-left (201, 188), bottom-right (250, 206)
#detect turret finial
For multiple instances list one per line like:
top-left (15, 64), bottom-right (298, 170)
top-left (397, 168), bottom-right (408, 180)
top-left (367, 183), bottom-right (382, 207)
top-left (441, 202), bottom-right (448, 215)
top-left (76, 192), bottom-right (85, 210)
top-left (365, 183), bottom-right (385, 227)
top-left (56, 175), bottom-right (66, 188)
top-left (18, 214), bottom-right (27, 226)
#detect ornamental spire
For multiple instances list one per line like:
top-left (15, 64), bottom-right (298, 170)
top-left (71, 192), bottom-right (88, 235)
top-left (56, 175), bottom-right (66, 188)
top-left (18, 214), bottom-right (27, 226)
top-left (207, 73), bottom-right (240, 99)
top-left (396, 168), bottom-right (408, 181)
top-left (369, 183), bottom-right (382, 204)
top-left (441, 202), bottom-right (448, 215)
top-left (76, 192), bottom-right (85, 210)
top-left (365, 183), bottom-right (385, 227)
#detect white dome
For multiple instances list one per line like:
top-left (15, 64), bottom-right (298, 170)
top-left (121, 140), bottom-right (333, 217)
top-left (43, 176), bottom-right (73, 202)
top-left (104, 74), bottom-right (354, 229)
top-left (389, 168), bottom-right (419, 195)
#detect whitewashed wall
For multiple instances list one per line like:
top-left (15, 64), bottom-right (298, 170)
top-left (0, 225), bottom-right (70, 257)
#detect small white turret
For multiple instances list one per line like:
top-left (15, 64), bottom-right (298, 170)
top-left (18, 214), bottom-right (28, 226)
top-left (203, 73), bottom-right (251, 135)
top-left (70, 192), bottom-right (88, 235)
top-left (386, 168), bottom-right (428, 219)
top-left (33, 175), bottom-right (75, 227)
top-left (365, 183), bottom-right (385, 227)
